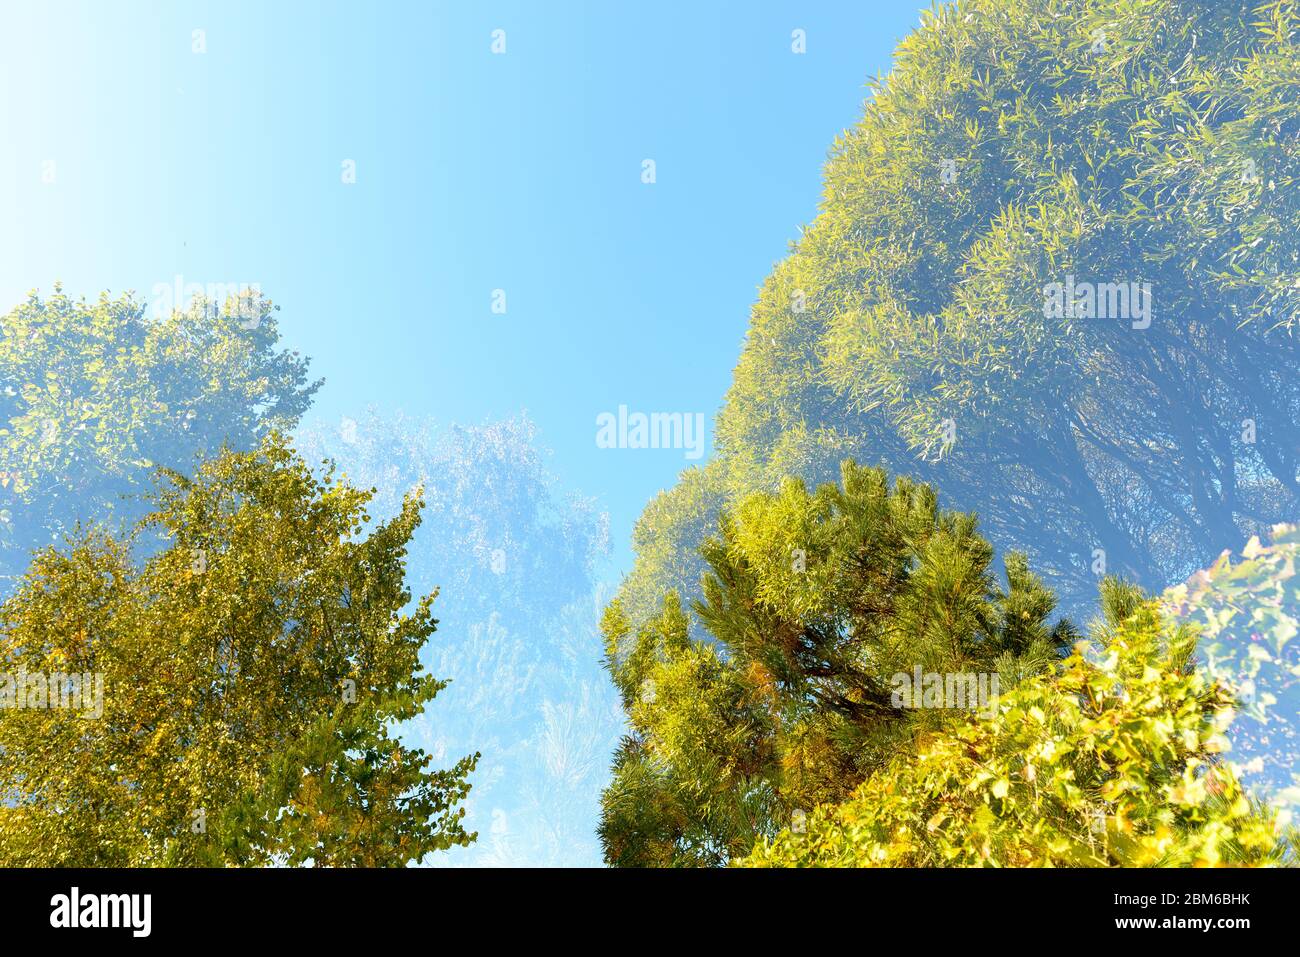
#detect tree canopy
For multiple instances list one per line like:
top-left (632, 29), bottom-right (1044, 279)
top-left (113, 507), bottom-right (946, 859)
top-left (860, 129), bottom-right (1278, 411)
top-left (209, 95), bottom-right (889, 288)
top-left (0, 286), bottom-right (319, 586)
top-left (602, 460), bottom-right (1298, 867)
top-left (0, 434), bottom-right (474, 866)
top-left (600, 460), bottom-right (1071, 866)
top-left (616, 0), bottom-right (1300, 637)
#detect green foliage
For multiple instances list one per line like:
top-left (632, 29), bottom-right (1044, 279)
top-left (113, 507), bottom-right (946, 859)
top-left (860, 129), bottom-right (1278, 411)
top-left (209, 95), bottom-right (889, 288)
top-left (600, 460), bottom-right (1071, 866)
top-left (0, 286), bottom-right (319, 584)
top-left (1165, 522), bottom-right (1300, 809)
top-left (743, 582), bottom-right (1295, 867)
top-left (618, 0), bottom-right (1300, 634)
top-left (0, 434), bottom-right (474, 866)
top-left (297, 412), bottom-right (618, 866)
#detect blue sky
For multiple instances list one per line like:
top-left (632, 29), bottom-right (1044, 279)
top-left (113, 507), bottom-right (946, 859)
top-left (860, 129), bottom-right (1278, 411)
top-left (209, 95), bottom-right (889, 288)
top-left (1, 0), bottom-right (926, 578)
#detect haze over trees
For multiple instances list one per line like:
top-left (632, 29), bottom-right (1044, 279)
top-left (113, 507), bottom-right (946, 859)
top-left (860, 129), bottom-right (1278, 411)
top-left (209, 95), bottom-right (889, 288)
top-left (2, 0), bottom-right (1298, 871)
top-left (0, 287), bottom-right (319, 588)
top-left (615, 0), bottom-right (1300, 637)
top-left (601, 0), bottom-right (1300, 867)
top-left (298, 412), bottom-right (619, 866)
top-left (1164, 522), bottom-right (1300, 807)
top-left (0, 288), bottom-right (618, 866)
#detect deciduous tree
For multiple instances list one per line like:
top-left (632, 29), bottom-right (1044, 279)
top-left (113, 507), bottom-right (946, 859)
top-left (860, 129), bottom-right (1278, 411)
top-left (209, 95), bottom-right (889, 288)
top-left (0, 434), bottom-right (474, 866)
top-left (617, 0), bottom-right (1300, 638)
top-left (0, 287), bottom-right (319, 587)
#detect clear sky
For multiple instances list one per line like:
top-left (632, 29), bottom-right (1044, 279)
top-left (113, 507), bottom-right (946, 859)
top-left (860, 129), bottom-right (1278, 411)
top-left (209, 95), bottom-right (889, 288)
top-left (1, 0), bottom-right (926, 579)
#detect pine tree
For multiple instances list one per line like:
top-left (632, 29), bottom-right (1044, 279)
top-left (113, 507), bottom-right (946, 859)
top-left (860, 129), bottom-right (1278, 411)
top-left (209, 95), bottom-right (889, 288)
top-left (600, 459), bottom-right (1072, 866)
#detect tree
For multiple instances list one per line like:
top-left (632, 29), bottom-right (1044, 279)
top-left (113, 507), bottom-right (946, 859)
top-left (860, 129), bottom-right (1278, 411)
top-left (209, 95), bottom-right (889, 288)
top-left (0, 434), bottom-right (475, 866)
top-left (743, 582), bottom-right (1296, 867)
top-left (0, 286), bottom-right (319, 586)
top-left (298, 411), bottom-right (618, 866)
top-left (1164, 521), bottom-right (1300, 810)
top-left (600, 460), bottom-right (1072, 866)
top-left (616, 0), bottom-right (1300, 636)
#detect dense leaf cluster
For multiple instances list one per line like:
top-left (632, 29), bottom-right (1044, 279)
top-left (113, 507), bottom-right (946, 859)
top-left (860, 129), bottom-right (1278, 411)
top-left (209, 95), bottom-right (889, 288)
top-left (601, 461), bottom-right (1070, 865)
top-left (0, 435), bottom-right (474, 866)
top-left (744, 582), bottom-right (1295, 867)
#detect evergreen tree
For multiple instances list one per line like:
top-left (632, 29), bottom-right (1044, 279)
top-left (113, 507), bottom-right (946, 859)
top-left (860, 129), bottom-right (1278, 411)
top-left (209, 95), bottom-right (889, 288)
top-left (600, 460), bottom-right (1072, 866)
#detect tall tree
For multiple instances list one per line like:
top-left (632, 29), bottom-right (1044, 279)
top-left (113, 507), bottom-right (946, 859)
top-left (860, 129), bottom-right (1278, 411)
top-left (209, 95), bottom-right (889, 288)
top-left (0, 286), bottom-right (319, 586)
top-left (0, 434), bottom-right (475, 866)
top-left (600, 460), bottom-right (1072, 866)
top-left (616, 0), bottom-right (1300, 634)
top-left (298, 412), bottom-right (618, 866)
